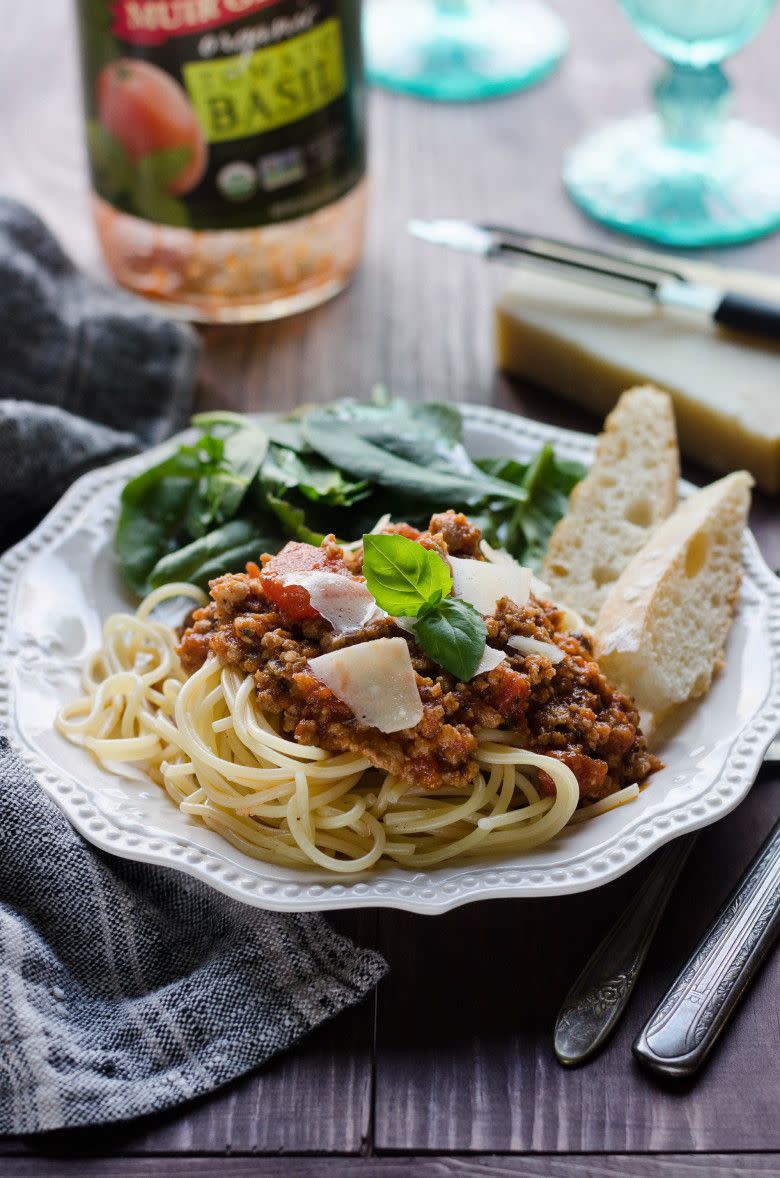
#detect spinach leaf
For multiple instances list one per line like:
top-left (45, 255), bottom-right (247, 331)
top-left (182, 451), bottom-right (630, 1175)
top-left (205, 423), bottom-right (268, 525)
top-left (115, 445), bottom-right (213, 596)
top-left (114, 398), bottom-right (584, 600)
top-left (263, 445), bottom-right (369, 507)
top-left (262, 491), bottom-right (325, 546)
top-left (362, 534), bottom-right (451, 616)
top-left (148, 517), bottom-right (278, 590)
top-left (194, 411), bottom-right (310, 453)
top-left (412, 598), bottom-right (487, 682)
top-left (476, 445), bottom-right (586, 568)
top-left (303, 406), bottom-right (528, 505)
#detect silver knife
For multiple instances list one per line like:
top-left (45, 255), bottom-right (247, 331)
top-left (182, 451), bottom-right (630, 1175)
top-left (408, 218), bottom-right (780, 341)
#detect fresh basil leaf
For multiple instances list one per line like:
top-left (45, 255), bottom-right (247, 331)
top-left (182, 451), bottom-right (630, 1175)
top-left (362, 534), bottom-right (452, 617)
top-left (412, 598), bottom-right (487, 682)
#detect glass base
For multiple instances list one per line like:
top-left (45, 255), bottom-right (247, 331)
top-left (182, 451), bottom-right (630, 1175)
top-left (363, 0), bottom-right (567, 101)
top-left (564, 113), bottom-right (780, 247)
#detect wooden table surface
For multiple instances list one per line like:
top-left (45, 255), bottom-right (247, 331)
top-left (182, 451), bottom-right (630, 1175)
top-left (1, 1), bottom-right (779, 1174)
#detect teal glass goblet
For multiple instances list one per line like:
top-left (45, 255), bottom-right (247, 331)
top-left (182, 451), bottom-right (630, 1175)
top-left (564, 0), bottom-right (780, 246)
top-left (363, 0), bottom-right (568, 102)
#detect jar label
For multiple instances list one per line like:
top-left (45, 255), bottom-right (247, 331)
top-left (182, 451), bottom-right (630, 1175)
top-left (77, 0), bottom-right (365, 230)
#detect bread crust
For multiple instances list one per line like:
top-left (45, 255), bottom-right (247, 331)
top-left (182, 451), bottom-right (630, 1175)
top-left (542, 385), bottom-right (678, 625)
top-left (594, 471), bottom-right (753, 715)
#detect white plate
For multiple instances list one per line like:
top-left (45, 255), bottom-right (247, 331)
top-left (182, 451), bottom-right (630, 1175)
top-left (1, 406), bottom-right (778, 914)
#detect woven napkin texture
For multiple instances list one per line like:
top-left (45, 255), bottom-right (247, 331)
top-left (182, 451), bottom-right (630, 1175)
top-left (0, 196), bottom-right (196, 548)
top-left (0, 199), bottom-right (387, 1133)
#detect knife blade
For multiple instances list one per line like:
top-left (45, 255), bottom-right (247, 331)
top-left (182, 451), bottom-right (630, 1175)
top-left (408, 219), bottom-right (780, 342)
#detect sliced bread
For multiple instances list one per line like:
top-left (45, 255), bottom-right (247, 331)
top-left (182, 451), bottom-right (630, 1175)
top-left (541, 385), bottom-right (679, 625)
top-left (594, 470), bottom-right (753, 715)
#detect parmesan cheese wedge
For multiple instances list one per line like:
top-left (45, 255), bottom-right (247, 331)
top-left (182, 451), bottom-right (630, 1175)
top-left (449, 554), bottom-right (531, 615)
top-left (473, 645), bottom-right (507, 676)
top-left (282, 572), bottom-right (384, 634)
top-left (309, 637), bottom-right (423, 733)
top-left (496, 271), bottom-right (780, 492)
top-left (480, 538), bottom-right (588, 632)
top-left (508, 634), bottom-right (564, 664)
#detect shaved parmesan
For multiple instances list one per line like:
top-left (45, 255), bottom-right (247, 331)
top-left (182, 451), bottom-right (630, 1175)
top-left (473, 645), bottom-right (507, 676)
top-left (480, 539), bottom-right (547, 600)
top-left (449, 555), bottom-right (531, 616)
top-left (531, 575), bottom-right (553, 599)
top-left (508, 634), bottom-right (565, 664)
top-left (309, 637), bottom-right (423, 733)
top-left (479, 539), bottom-right (517, 568)
top-left (282, 572), bottom-right (385, 634)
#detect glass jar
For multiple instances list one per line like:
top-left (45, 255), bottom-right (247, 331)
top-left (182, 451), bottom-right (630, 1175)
top-left (76, 0), bottom-right (368, 322)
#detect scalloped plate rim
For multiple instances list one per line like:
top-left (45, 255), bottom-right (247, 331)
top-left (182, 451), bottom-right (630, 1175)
top-left (0, 404), bottom-right (777, 915)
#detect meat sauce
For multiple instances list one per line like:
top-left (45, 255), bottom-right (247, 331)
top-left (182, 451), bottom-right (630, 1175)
top-left (178, 511), bottom-right (660, 801)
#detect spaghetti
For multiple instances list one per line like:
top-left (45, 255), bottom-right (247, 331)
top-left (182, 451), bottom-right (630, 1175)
top-left (54, 584), bottom-right (627, 874)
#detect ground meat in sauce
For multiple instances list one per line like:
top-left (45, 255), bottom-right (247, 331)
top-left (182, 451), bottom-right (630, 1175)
top-left (178, 511), bottom-right (661, 802)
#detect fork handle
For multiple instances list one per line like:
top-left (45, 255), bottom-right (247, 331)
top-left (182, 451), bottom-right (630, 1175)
top-left (633, 818), bottom-right (780, 1079)
top-left (553, 833), bottom-right (696, 1066)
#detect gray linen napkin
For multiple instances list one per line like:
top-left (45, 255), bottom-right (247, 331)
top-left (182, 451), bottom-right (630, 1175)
top-left (0, 196), bottom-right (196, 548)
top-left (0, 200), bottom-right (387, 1133)
top-left (0, 740), bottom-right (385, 1134)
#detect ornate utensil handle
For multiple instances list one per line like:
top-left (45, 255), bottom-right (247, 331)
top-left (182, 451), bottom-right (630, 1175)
top-left (634, 818), bottom-right (780, 1079)
top-left (554, 833), bottom-right (697, 1066)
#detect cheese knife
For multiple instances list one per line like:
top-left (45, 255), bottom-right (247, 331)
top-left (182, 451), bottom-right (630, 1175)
top-left (408, 219), bottom-right (780, 342)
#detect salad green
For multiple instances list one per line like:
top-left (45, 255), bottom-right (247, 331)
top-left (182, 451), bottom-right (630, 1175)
top-left (115, 394), bottom-right (586, 598)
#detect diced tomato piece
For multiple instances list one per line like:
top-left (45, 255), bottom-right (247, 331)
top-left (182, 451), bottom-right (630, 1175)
top-left (490, 667), bottom-right (531, 722)
top-left (537, 770), bottom-right (557, 797)
top-left (259, 541), bottom-right (350, 622)
top-left (547, 751), bottom-right (609, 797)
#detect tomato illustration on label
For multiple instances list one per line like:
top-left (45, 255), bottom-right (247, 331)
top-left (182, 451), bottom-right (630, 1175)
top-left (96, 60), bottom-right (207, 195)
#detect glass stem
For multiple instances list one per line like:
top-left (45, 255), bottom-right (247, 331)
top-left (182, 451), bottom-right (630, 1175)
top-left (655, 61), bottom-right (730, 151)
